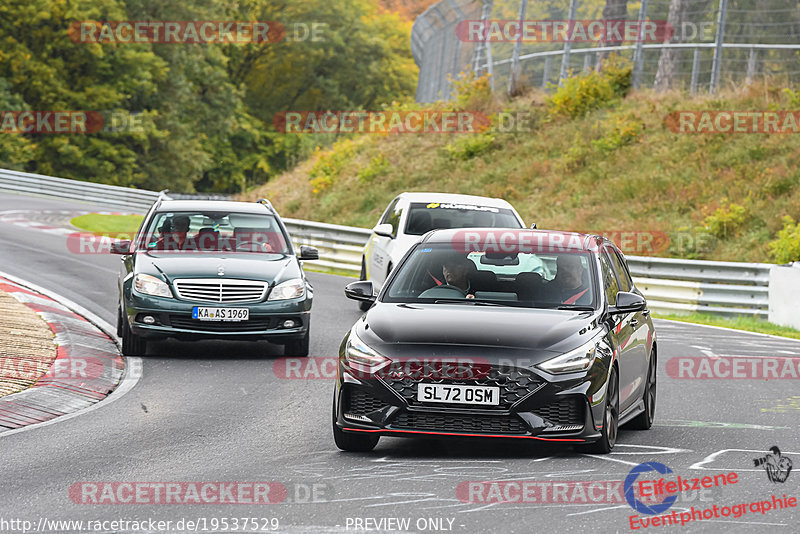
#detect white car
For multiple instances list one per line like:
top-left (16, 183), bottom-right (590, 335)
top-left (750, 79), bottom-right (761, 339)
top-left (359, 192), bottom-right (526, 308)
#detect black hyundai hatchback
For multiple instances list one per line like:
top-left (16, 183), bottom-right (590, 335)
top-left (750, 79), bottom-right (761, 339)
top-left (333, 228), bottom-right (657, 453)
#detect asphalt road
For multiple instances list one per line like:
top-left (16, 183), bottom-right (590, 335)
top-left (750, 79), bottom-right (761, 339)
top-left (0, 191), bottom-right (798, 534)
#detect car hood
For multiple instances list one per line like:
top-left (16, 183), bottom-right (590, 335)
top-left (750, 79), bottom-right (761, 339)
top-left (135, 251), bottom-right (297, 283)
top-left (359, 303), bottom-right (600, 357)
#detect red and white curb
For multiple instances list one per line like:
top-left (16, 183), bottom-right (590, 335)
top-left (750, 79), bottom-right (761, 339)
top-left (0, 272), bottom-right (139, 434)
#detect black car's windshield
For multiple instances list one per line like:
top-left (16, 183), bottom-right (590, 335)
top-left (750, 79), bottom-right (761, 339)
top-left (383, 242), bottom-right (597, 310)
top-left (404, 202), bottom-right (521, 236)
top-left (139, 211), bottom-right (290, 254)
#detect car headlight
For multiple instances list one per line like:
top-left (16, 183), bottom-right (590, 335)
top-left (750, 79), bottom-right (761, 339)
top-left (538, 338), bottom-right (599, 374)
top-left (344, 330), bottom-right (390, 370)
top-left (268, 278), bottom-right (306, 301)
top-left (133, 274), bottom-right (172, 298)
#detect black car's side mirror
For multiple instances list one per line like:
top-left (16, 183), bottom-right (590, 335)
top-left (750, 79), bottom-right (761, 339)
top-left (344, 281), bottom-right (376, 303)
top-left (110, 240), bottom-right (132, 255)
top-left (608, 291), bottom-right (646, 315)
top-left (298, 245), bottom-right (319, 261)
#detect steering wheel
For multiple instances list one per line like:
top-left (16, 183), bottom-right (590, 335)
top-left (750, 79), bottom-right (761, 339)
top-left (235, 241), bottom-right (273, 252)
top-left (419, 285), bottom-right (468, 299)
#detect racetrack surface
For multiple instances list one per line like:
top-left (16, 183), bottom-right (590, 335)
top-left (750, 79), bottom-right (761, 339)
top-left (0, 192), bottom-right (798, 533)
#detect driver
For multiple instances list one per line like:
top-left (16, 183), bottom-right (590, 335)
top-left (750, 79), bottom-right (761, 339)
top-left (156, 215), bottom-right (191, 251)
top-left (441, 257), bottom-right (475, 299)
top-left (546, 254), bottom-right (590, 305)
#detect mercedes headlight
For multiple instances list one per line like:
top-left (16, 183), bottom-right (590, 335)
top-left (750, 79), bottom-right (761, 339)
top-left (268, 278), bottom-right (306, 301)
top-left (538, 338), bottom-right (599, 374)
top-left (133, 274), bottom-right (173, 298)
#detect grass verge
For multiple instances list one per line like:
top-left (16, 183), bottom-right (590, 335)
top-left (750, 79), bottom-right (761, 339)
top-left (653, 312), bottom-right (800, 340)
top-left (71, 214), bottom-right (143, 236)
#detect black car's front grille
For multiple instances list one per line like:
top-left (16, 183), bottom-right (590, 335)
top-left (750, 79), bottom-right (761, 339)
top-left (345, 389), bottom-right (390, 416)
top-left (168, 316), bottom-right (271, 332)
top-left (533, 398), bottom-right (584, 426)
top-left (382, 364), bottom-right (542, 409)
top-left (390, 412), bottom-right (527, 434)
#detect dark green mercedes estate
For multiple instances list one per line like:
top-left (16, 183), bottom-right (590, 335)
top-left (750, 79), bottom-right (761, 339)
top-left (112, 198), bottom-right (319, 357)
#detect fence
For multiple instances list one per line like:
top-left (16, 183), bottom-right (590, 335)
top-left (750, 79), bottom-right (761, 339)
top-left (0, 168), bottom-right (775, 318)
top-left (0, 168), bottom-right (160, 212)
top-left (412, 0), bottom-right (800, 101)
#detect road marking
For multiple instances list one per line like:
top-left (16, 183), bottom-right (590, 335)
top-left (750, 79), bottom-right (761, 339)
top-left (655, 420), bottom-right (789, 430)
top-left (611, 444), bottom-right (691, 455)
top-left (0, 236), bottom-right (117, 274)
top-left (690, 448), bottom-right (800, 470)
top-left (567, 504), bottom-right (628, 516)
top-left (580, 454), bottom-right (640, 466)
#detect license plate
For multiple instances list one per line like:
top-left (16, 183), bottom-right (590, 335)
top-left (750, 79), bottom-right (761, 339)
top-left (192, 307), bottom-right (249, 322)
top-left (417, 384), bottom-right (500, 406)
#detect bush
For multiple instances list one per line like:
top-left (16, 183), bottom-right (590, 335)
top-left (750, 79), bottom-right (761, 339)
top-left (547, 55), bottom-right (632, 119)
top-left (784, 88), bottom-right (800, 108)
top-left (357, 154), bottom-right (390, 183)
top-left (447, 72), bottom-right (493, 112)
top-left (444, 132), bottom-right (495, 160)
top-left (592, 113), bottom-right (643, 153)
top-left (308, 139), bottom-right (357, 193)
top-left (768, 216), bottom-right (800, 263)
top-left (704, 202), bottom-right (749, 239)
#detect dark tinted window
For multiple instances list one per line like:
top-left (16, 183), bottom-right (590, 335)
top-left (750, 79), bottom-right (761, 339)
top-left (386, 202), bottom-right (404, 236)
top-left (383, 243), bottom-right (597, 309)
top-left (606, 247), bottom-right (633, 292)
top-left (598, 252), bottom-right (620, 305)
top-left (379, 198), bottom-right (398, 225)
top-left (404, 202), bottom-right (521, 236)
top-left (141, 211), bottom-right (288, 254)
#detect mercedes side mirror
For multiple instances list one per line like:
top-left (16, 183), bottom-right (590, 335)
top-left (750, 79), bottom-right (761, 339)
top-left (298, 245), bottom-right (319, 261)
top-left (110, 240), bottom-right (132, 255)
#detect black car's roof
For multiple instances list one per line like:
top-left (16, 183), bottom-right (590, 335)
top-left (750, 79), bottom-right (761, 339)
top-left (156, 200), bottom-right (272, 214)
top-left (421, 228), bottom-right (608, 251)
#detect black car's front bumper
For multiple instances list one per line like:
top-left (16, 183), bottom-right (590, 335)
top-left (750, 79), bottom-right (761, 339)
top-left (333, 362), bottom-right (607, 443)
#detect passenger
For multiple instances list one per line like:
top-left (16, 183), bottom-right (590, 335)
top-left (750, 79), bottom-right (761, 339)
top-left (546, 255), bottom-right (591, 305)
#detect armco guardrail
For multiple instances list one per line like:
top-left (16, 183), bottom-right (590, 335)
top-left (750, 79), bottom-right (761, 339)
top-left (0, 168), bottom-right (772, 318)
top-left (0, 168), bottom-right (160, 212)
top-left (277, 220), bottom-right (770, 318)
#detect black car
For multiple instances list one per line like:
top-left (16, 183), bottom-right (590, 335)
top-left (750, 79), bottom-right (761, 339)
top-left (112, 198), bottom-right (318, 357)
top-left (333, 228), bottom-right (657, 453)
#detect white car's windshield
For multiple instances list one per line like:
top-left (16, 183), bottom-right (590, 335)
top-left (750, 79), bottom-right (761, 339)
top-left (404, 202), bottom-right (521, 236)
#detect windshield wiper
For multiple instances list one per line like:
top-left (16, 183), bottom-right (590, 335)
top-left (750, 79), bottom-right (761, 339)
top-left (556, 305), bottom-right (596, 311)
top-left (433, 299), bottom-right (508, 307)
